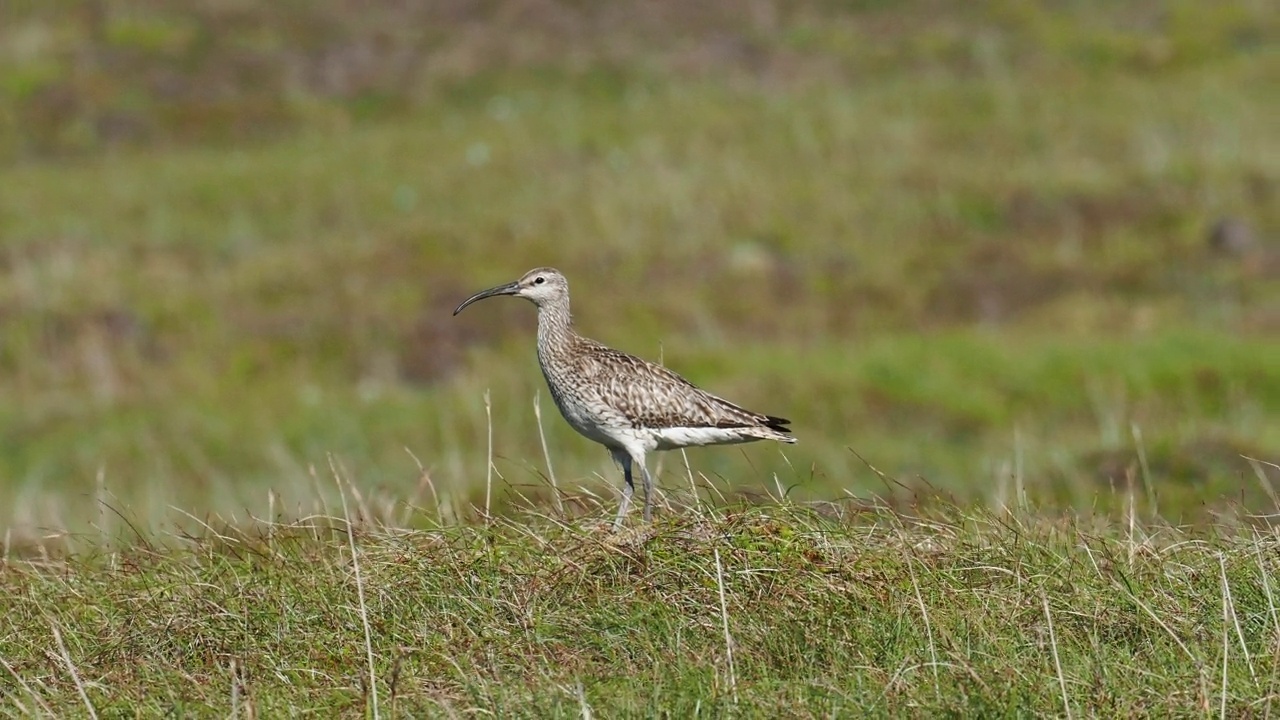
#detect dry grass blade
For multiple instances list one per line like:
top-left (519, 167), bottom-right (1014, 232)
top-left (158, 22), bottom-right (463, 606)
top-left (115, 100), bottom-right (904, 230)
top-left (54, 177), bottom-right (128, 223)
top-left (1043, 591), bottom-right (1072, 720)
top-left (1222, 556), bottom-right (1231, 720)
top-left (1, 653), bottom-right (55, 717)
top-left (533, 392), bottom-right (564, 516)
top-left (1220, 552), bottom-right (1257, 685)
top-left (713, 546), bottom-right (738, 705)
top-left (576, 682), bottom-right (593, 719)
top-left (1255, 536), bottom-right (1280, 720)
top-left (1117, 582), bottom-right (1201, 663)
top-left (404, 447), bottom-right (442, 525)
top-left (50, 622), bottom-right (97, 720)
top-left (681, 448), bottom-right (699, 512)
top-left (906, 549), bottom-right (941, 701)
top-left (330, 455), bottom-right (379, 720)
top-left (484, 389), bottom-right (494, 524)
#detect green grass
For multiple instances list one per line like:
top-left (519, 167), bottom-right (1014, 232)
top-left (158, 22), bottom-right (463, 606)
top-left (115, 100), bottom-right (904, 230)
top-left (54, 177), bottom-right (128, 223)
top-left (1, 9), bottom-right (1276, 535)
top-left (5, 502), bottom-right (1280, 716)
top-left (0, 2), bottom-right (1278, 712)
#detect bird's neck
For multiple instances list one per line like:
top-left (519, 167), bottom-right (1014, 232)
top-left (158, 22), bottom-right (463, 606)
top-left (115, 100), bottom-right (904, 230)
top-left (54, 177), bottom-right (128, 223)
top-left (536, 299), bottom-right (575, 353)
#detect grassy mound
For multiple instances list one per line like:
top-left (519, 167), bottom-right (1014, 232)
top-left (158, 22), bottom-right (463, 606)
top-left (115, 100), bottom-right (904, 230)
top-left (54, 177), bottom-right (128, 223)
top-left (4, 500), bottom-right (1279, 715)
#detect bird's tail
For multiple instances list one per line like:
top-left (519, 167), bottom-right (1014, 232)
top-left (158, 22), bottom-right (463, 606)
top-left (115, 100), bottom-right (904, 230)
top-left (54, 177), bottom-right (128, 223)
top-left (754, 416), bottom-right (796, 444)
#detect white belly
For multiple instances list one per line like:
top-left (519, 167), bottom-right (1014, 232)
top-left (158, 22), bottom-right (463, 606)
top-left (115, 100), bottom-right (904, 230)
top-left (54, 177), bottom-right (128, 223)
top-left (651, 426), bottom-right (761, 450)
top-left (548, 389), bottom-right (620, 447)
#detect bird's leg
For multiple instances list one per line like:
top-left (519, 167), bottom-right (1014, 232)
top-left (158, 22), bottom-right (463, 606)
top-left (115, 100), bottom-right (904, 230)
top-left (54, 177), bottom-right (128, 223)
top-left (613, 453), bottom-right (634, 530)
top-left (638, 457), bottom-right (654, 523)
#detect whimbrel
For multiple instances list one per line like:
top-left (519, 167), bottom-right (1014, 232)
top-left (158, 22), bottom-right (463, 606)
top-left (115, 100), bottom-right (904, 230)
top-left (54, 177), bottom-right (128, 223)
top-left (454, 267), bottom-right (795, 527)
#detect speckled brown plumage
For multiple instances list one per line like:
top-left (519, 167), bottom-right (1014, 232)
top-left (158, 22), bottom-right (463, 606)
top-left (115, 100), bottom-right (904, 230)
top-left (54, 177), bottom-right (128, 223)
top-left (544, 335), bottom-right (791, 433)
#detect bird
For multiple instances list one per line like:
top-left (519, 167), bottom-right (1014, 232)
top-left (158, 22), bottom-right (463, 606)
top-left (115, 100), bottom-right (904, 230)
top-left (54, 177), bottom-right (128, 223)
top-left (453, 267), bottom-right (796, 527)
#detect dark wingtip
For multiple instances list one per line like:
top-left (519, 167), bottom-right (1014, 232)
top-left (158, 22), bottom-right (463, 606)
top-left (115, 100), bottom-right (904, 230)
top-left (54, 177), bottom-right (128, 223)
top-left (764, 415), bottom-right (792, 432)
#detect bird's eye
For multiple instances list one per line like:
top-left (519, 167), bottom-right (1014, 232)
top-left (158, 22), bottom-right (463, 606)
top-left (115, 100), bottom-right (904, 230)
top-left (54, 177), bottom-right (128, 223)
top-left (534, 277), bottom-right (545, 285)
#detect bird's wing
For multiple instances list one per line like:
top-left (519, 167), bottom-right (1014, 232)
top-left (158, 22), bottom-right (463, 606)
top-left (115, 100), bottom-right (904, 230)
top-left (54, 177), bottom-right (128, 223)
top-left (576, 344), bottom-right (788, 431)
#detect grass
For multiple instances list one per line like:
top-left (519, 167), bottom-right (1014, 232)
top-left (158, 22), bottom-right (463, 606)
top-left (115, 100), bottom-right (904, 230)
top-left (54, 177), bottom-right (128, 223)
top-left (5, 500), bottom-right (1280, 716)
top-left (1, 4), bottom-right (1276, 535)
top-left (0, 1), bottom-right (1278, 712)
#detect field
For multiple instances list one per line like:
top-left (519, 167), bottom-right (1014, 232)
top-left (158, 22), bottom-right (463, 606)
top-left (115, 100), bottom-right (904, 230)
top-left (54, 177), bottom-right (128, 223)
top-left (6, 503), bottom-right (1280, 716)
top-left (2, 0), bottom-right (1279, 715)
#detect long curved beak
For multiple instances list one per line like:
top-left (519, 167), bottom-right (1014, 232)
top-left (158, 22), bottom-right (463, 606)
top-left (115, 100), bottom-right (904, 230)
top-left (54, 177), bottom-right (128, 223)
top-left (453, 281), bottom-right (519, 315)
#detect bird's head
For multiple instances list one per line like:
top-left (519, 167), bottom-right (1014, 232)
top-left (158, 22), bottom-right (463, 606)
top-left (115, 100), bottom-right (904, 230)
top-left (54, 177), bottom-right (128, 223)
top-left (453, 267), bottom-right (569, 315)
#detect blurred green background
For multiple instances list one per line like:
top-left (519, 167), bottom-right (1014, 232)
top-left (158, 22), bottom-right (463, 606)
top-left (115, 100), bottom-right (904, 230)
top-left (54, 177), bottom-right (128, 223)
top-left (1, 0), bottom-right (1277, 540)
